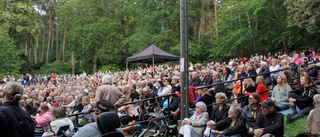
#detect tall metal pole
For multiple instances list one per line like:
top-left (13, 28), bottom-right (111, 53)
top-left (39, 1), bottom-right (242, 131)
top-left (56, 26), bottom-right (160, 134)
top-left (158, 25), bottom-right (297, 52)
top-left (180, 0), bottom-right (189, 119)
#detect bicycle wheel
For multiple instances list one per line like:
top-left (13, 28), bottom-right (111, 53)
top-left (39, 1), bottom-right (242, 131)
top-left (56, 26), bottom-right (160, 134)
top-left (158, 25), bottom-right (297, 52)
top-left (132, 131), bottom-right (143, 137)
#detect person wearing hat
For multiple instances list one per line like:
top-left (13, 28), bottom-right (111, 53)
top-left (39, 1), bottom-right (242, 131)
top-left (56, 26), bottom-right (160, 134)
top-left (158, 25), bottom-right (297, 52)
top-left (179, 101), bottom-right (209, 137)
top-left (0, 82), bottom-right (34, 137)
top-left (72, 100), bottom-right (116, 137)
top-left (253, 99), bottom-right (284, 137)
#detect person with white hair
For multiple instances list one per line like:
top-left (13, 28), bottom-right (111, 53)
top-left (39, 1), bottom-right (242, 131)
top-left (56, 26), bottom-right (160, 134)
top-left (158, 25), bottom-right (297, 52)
top-left (94, 75), bottom-right (126, 106)
top-left (179, 101), bottom-right (209, 137)
top-left (0, 82), bottom-right (34, 137)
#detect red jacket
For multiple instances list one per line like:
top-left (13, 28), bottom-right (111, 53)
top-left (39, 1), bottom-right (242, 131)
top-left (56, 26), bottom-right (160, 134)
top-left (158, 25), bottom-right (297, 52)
top-left (175, 86), bottom-right (195, 105)
top-left (256, 84), bottom-right (268, 102)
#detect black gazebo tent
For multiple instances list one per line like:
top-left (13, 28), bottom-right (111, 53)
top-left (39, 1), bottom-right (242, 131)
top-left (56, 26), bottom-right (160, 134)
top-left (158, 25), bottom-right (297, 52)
top-left (126, 45), bottom-right (179, 70)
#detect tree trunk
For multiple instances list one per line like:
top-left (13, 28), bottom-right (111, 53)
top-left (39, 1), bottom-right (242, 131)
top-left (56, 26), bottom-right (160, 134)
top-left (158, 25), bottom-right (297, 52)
top-left (246, 13), bottom-right (256, 53)
top-left (46, 16), bottom-right (52, 63)
top-left (62, 28), bottom-right (66, 62)
top-left (71, 51), bottom-right (75, 74)
top-left (214, 0), bottom-right (218, 37)
top-left (93, 45), bottom-right (98, 72)
top-left (34, 34), bottom-right (39, 64)
top-left (25, 43), bottom-right (28, 56)
top-left (56, 14), bottom-right (59, 61)
top-left (51, 24), bottom-right (55, 60)
top-left (41, 27), bottom-right (45, 62)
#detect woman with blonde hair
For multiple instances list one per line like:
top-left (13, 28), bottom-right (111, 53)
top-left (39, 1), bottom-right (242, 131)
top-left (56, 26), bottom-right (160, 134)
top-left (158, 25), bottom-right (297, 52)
top-left (271, 74), bottom-right (292, 111)
top-left (190, 88), bottom-right (213, 117)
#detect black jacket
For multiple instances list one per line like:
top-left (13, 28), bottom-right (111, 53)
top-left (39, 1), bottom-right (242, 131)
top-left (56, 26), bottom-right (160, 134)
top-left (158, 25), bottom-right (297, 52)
top-left (189, 78), bottom-right (201, 87)
top-left (210, 104), bottom-right (230, 123)
top-left (254, 111), bottom-right (284, 137)
top-left (290, 84), bottom-right (318, 109)
top-left (191, 94), bottom-right (214, 117)
top-left (0, 102), bottom-right (34, 137)
top-left (160, 96), bottom-right (179, 114)
top-left (213, 118), bottom-right (248, 137)
top-left (200, 76), bottom-right (213, 86)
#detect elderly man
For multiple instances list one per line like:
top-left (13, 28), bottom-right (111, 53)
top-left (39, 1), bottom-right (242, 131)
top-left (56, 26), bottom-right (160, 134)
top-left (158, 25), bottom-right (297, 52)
top-left (254, 99), bottom-right (284, 137)
top-left (95, 75), bottom-right (126, 106)
top-left (0, 82), bottom-right (34, 137)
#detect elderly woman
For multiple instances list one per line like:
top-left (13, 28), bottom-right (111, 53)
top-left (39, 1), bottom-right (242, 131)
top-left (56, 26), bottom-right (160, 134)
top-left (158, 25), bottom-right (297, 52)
top-left (204, 92), bottom-right (230, 137)
top-left (35, 103), bottom-right (52, 127)
top-left (179, 101), bottom-right (209, 137)
top-left (271, 74), bottom-right (292, 111)
top-left (42, 107), bottom-right (74, 137)
top-left (210, 106), bottom-right (248, 137)
top-left (241, 93), bottom-right (262, 136)
top-left (190, 88), bottom-right (213, 117)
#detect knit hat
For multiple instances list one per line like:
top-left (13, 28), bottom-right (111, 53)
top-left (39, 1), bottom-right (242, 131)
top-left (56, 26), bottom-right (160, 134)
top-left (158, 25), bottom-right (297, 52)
top-left (196, 101), bottom-right (207, 112)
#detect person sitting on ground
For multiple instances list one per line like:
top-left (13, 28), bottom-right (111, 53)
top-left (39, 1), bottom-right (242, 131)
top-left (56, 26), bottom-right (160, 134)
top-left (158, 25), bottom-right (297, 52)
top-left (255, 76), bottom-right (268, 102)
top-left (203, 92), bottom-right (230, 137)
top-left (254, 99), bottom-right (284, 137)
top-left (287, 75), bottom-right (318, 123)
top-left (210, 106), bottom-right (248, 137)
top-left (42, 107), bottom-right (74, 137)
top-left (179, 101), bottom-right (209, 137)
top-left (271, 74), bottom-right (292, 111)
top-left (73, 100), bottom-right (116, 137)
top-left (35, 103), bottom-right (52, 127)
top-left (241, 93), bottom-right (262, 137)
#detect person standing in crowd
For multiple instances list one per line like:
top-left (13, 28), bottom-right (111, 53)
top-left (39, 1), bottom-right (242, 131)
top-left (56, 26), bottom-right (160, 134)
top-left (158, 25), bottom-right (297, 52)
top-left (271, 74), bottom-right (292, 111)
top-left (287, 75), bottom-right (318, 123)
top-left (95, 75), bottom-right (126, 106)
top-left (0, 82), bottom-right (34, 137)
top-left (254, 99), bottom-right (284, 137)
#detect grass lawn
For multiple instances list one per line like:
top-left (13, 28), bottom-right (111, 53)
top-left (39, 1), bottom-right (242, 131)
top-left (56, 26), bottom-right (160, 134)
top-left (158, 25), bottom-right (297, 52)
top-left (284, 116), bottom-right (307, 137)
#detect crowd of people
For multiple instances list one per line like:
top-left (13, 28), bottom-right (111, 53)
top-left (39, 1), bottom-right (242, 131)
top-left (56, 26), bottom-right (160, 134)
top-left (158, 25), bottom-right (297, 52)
top-left (0, 48), bottom-right (320, 137)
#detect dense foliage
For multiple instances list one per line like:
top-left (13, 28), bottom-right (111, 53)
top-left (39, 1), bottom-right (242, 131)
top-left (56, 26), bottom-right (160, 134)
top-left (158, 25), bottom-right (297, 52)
top-left (0, 0), bottom-right (319, 75)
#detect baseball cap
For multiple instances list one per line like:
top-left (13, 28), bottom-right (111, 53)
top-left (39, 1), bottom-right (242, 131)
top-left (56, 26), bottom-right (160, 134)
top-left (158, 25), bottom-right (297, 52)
top-left (260, 99), bottom-right (275, 107)
top-left (92, 100), bottom-right (114, 112)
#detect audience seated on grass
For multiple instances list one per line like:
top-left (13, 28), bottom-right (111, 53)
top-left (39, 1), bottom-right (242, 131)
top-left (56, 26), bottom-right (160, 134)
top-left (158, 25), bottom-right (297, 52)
top-left (287, 75), bottom-right (318, 123)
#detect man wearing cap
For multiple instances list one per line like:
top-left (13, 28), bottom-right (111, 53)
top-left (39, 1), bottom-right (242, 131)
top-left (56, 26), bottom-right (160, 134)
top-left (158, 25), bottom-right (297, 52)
top-left (73, 100), bottom-right (117, 137)
top-left (253, 99), bottom-right (284, 137)
top-left (0, 82), bottom-right (34, 137)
